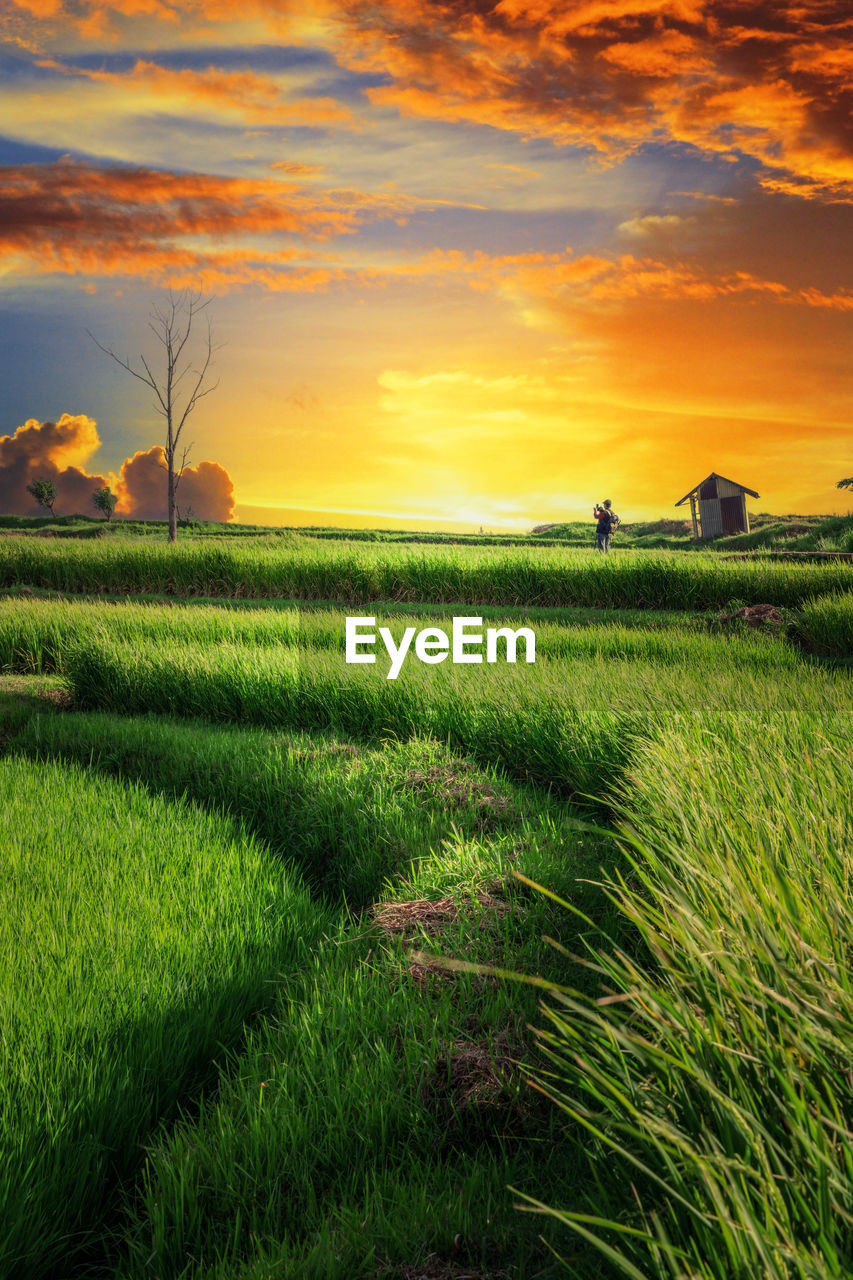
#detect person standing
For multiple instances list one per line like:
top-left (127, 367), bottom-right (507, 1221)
top-left (593, 500), bottom-right (619, 553)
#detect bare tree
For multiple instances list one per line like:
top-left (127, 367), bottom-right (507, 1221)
top-left (89, 289), bottom-right (220, 543)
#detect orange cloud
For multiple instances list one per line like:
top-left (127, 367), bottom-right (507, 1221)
top-left (328, 0), bottom-right (853, 200)
top-left (9, 0), bottom-right (853, 196)
top-left (8, 0), bottom-right (181, 29)
top-left (41, 57), bottom-right (356, 128)
top-left (0, 159), bottom-right (429, 287)
top-left (0, 415), bottom-right (109, 515)
top-left (380, 246), bottom-right (853, 313)
top-left (13, 2), bottom-right (853, 200)
top-left (114, 446), bottom-right (235, 520)
top-left (9, 0), bottom-right (65, 17)
top-left (0, 412), bottom-right (100, 470)
top-left (5, 156), bottom-right (850, 311)
top-left (0, 415), bottom-right (235, 521)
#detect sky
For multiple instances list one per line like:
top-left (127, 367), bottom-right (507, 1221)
top-left (1, 0), bottom-right (852, 528)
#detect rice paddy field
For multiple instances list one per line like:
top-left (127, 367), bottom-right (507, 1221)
top-left (1, 530), bottom-right (852, 1280)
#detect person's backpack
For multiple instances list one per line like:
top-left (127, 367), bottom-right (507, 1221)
top-left (601, 509), bottom-right (620, 534)
top-left (608, 511), bottom-right (620, 532)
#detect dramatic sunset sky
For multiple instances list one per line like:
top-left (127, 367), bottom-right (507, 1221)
top-left (1, 0), bottom-right (852, 526)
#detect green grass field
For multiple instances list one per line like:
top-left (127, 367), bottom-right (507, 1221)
top-left (4, 509), bottom-right (851, 552)
top-left (2, 533), bottom-right (852, 608)
top-left (0, 530), bottom-right (852, 1279)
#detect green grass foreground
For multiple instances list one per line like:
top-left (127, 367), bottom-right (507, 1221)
top-left (0, 752), bottom-right (326, 1278)
top-left (0, 595), bottom-right (808, 677)
top-left (1, 532), bottom-right (852, 1279)
top-left (0, 694), bottom-right (616, 1279)
top-left (525, 707), bottom-right (853, 1278)
top-left (0, 699), bottom-right (583, 908)
top-left (44, 615), bottom-right (853, 1277)
top-left (2, 535), bottom-right (852, 608)
top-left (61, 634), bottom-right (848, 800)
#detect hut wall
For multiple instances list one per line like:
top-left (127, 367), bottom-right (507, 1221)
top-left (716, 479), bottom-right (749, 534)
top-left (698, 498), bottom-right (723, 538)
top-left (716, 477), bottom-right (743, 499)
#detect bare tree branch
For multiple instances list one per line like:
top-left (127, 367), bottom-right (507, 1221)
top-left (89, 289), bottom-right (220, 543)
top-left (174, 442), bottom-right (194, 493)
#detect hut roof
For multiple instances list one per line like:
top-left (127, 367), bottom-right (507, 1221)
top-left (675, 472), bottom-right (760, 507)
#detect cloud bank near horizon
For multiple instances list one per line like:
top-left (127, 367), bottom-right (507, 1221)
top-left (0, 415), bottom-right (235, 521)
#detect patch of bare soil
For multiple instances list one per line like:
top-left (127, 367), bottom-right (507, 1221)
top-left (404, 762), bottom-right (514, 825)
top-left (422, 1032), bottom-right (518, 1116)
top-left (406, 954), bottom-right (453, 988)
top-left (377, 1259), bottom-right (510, 1280)
top-left (40, 686), bottom-right (74, 709)
top-left (291, 740), bottom-right (363, 762)
top-left (403, 946), bottom-right (501, 992)
top-left (373, 893), bottom-right (512, 939)
top-left (0, 676), bottom-right (73, 709)
top-left (717, 602), bottom-right (783, 627)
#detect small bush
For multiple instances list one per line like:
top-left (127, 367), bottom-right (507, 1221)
top-left (796, 591), bottom-right (853, 658)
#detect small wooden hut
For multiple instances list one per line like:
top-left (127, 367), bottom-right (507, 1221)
top-left (675, 473), bottom-right (759, 540)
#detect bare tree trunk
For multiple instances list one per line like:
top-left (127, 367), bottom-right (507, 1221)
top-left (167, 452), bottom-right (177, 543)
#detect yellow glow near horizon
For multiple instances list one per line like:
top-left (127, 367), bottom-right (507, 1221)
top-left (1, 0), bottom-right (851, 523)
